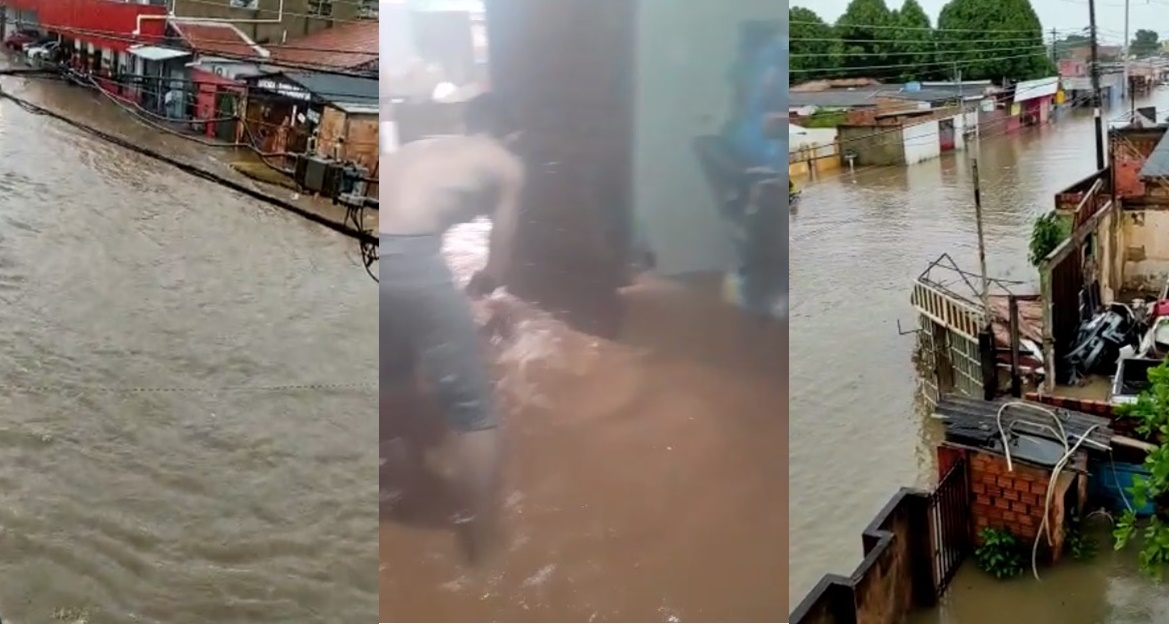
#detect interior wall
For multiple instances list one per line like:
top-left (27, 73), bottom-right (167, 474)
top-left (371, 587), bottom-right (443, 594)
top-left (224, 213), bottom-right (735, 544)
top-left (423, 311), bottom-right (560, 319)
top-left (632, 0), bottom-right (785, 276)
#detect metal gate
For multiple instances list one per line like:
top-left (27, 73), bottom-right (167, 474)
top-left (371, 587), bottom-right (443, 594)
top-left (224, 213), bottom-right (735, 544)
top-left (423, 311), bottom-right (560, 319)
top-left (912, 279), bottom-right (986, 400)
top-left (928, 458), bottom-right (971, 595)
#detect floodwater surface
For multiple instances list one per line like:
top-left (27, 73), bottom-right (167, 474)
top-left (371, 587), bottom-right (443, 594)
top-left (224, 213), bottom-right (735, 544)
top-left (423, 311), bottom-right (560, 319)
top-left (790, 90), bottom-right (1169, 620)
top-left (0, 75), bottom-right (378, 622)
top-left (380, 222), bottom-right (787, 622)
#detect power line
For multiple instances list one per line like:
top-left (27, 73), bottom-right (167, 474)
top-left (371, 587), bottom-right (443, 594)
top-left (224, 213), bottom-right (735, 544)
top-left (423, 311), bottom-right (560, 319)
top-left (0, 70), bottom-right (375, 249)
top-left (10, 21), bottom-right (376, 77)
top-left (791, 20), bottom-right (1067, 35)
top-left (791, 35), bottom-right (1062, 45)
top-left (791, 46), bottom-right (1051, 75)
top-left (169, 0), bottom-right (379, 25)
top-left (793, 93), bottom-right (1131, 198)
top-left (793, 80), bottom-right (1079, 163)
top-left (792, 45), bottom-right (1057, 58)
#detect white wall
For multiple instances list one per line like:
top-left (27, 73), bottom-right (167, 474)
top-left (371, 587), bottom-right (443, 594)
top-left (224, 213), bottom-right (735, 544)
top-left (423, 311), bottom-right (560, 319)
top-left (632, 0), bottom-right (784, 277)
top-left (902, 118), bottom-right (940, 165)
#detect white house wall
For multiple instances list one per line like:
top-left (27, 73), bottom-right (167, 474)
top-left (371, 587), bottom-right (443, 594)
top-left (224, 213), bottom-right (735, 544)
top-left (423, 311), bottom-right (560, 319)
top-left (632, 0), bottom-right (784, 276)
top-left (902, 119), bottom-right (940, 165)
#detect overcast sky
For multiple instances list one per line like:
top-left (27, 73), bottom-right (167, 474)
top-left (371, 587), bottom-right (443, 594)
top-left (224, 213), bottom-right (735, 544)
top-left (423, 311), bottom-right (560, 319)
top-left (791, 0), bottom-right (1169, 46)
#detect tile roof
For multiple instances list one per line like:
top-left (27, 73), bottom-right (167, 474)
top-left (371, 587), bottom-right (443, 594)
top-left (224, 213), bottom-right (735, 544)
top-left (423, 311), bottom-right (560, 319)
top-left (268, 20), bottom-right (378, 70)
top-left (171, 21), bottom-right (262, 60)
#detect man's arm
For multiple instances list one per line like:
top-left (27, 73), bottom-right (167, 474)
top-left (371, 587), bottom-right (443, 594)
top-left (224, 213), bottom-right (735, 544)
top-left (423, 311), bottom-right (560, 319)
top-left (481, 159), bottom-right (524, 284)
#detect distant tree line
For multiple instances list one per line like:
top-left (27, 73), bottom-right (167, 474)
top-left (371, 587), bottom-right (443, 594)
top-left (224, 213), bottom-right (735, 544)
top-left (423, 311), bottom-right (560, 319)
top-left (790, 0), bottom-right (1055, 85)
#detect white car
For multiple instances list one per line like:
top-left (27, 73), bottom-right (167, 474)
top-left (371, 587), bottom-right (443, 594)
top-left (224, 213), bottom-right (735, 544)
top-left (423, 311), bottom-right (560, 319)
top-left (25, 41), bottom-right (57, 64)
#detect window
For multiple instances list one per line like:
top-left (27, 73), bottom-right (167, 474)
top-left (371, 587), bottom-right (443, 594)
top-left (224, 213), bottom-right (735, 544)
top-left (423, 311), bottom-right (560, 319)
top-left (307, 0), bottom-right (332, 17)
top-left (357, 0), bottom-right (377, 19)
top-left (228, 0), bottom-right (259, 8)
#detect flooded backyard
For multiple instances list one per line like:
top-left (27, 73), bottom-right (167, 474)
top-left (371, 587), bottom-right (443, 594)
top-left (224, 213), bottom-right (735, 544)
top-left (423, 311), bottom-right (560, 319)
top-left (790, 89), bottom-right (1169, 619)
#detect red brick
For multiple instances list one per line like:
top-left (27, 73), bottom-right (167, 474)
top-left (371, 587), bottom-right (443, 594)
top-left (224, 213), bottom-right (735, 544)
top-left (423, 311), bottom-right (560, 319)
top-left (1021, 492), bottom-right (1037, 506)
top-left (995, 499), bottom-right (1011, 510)
top-left (1018, 514), bottom-right (1035, 526)
top-left (1016, 471), bottom-right (1035, 482)
top-left (1004, 490), bottom-right (1019, 501)
top-left (1031, 482), bottom-right (1048, 495)
top-left (973, 482), bottom-right (986, 494)
top-left (1012, 502), bottom-right (1029, 513)
top-left (998, 477), bottom-right (1015, 490)
top-left (987, 485), bottom-right (1003, 497)
top-left (987, 507), bottom-right (1003, 520)
top-left (1004, 511), bottom-right (1016, 521)
top-left (976, 495), bottom-right (992, 506)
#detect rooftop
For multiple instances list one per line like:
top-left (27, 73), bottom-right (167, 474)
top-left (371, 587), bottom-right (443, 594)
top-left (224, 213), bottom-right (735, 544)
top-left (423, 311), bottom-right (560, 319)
top-left (790, 83), bottom-right (985, 109)
top-left (261, 70), bottom-right (378, 108)
top-left (268, 20), bottom-right (377, 70)
top-left (1140, 130), bottom-right (1169, 178)
top-left (171, 20), bottom-right (264, 60)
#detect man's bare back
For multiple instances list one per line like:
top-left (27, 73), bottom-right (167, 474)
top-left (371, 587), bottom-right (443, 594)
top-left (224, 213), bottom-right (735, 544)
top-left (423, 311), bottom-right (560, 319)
top-left (381, 135), bottom-right (524, 237)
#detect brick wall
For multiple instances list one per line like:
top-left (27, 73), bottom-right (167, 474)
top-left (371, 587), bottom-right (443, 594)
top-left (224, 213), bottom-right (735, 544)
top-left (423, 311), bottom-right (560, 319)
top-left (970, 450), bottom-right (1048, 541)
top-left (966, 448), bottom-right (1080, 562)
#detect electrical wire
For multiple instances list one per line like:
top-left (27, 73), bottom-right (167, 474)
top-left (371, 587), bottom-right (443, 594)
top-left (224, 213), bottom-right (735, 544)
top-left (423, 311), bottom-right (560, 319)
top-left (791, 46), bottom-right (1054, 75)
top-left (0, 72), bottom-right (375, 249)
top-left (7, 20), bottom-right (376, 78)
top-left (792, 80), bottom-right (1085, 170)
top-left (790, 20), bottom-right (1071, 35)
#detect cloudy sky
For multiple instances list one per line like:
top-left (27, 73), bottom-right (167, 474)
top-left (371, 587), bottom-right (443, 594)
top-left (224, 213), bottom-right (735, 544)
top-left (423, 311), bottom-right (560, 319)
top-left (791, 0), bottom-right (1169, 47)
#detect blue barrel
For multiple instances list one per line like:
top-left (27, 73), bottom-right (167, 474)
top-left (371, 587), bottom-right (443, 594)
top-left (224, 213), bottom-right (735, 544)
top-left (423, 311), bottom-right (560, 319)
top-left (1090, 459), bottom-right (1156, 517)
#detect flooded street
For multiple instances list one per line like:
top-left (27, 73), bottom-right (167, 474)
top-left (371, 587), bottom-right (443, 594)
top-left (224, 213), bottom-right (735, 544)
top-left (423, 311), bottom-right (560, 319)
top-left (381, 224), bottom-right (787, 622)
top-left (790, 90), bottom-right (1169, 613)
top-left (0, 75), bottom-right (378, 622)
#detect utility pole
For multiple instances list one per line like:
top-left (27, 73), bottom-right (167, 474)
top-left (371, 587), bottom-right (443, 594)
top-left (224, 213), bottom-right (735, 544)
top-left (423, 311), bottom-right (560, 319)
top-left (1125, 0), bottom-right (1134, 119)
top-left (1051, 28), bottom-right (1058, 64)
top-left (1089, 0), bottom-right (1105, 170)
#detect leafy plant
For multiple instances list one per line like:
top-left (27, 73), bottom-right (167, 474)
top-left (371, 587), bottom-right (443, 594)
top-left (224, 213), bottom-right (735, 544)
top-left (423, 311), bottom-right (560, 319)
top-left (1028, 212), bottom-right (1071, 267)
top-left (975, 527), bottom-right (1025, 579)
top-left (1114, 362), bottom-right (1169, 579)
top-left (1066, 512), bottom-right (1096, 561)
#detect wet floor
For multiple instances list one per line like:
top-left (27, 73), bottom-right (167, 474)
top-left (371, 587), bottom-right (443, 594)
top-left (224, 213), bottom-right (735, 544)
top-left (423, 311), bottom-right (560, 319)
top-left (0, 74), bottom-right (377, 622)
top-left (380, 222), bottom-right (787, 622)
top-left (790, 90), bottom-right (1169, 618)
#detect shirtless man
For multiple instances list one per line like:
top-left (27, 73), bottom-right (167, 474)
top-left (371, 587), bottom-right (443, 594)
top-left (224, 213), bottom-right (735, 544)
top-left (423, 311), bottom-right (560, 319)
top-left (380, 93), bottom-right (523, 563)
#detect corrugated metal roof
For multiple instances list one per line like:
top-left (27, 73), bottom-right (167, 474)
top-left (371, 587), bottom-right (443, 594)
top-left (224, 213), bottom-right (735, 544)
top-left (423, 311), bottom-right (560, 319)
top-left (270, 71), bottom-right (378, 108)
top-left (790, 84), bottom-right (978, 109)
top-left (1140, 131), bottom-right (1169, 178)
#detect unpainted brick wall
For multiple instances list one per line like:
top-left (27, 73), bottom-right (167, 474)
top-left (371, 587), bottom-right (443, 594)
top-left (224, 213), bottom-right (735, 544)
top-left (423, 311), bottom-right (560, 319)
top-left (969, 450), bottom-right (1050, 541)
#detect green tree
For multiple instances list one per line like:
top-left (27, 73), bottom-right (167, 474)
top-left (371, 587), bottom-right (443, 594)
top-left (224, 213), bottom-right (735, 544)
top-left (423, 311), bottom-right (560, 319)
top-left (789, 7), bottom-right (841, 82)
top-left (835, 0), bottom-right (897, 76)
top-left (891, 0), bottom-right (937, 81)
top-left (935, 0), bottom-right (1054, 81)
top-left (1131, 29), bottom-right (1160, 58)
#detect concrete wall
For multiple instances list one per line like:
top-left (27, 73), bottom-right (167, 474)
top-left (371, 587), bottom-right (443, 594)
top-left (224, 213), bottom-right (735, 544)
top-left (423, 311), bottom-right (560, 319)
top-left (631, 0), bottom-right (784, 276)
top-left (1120, 208), bottom-right (1169, 293)
top-left (837, 124), bottom-right (905, 166)
top-left (790, 488), bottom-right (937, 624)
top-left (902, 119), bottom-right (940, 165)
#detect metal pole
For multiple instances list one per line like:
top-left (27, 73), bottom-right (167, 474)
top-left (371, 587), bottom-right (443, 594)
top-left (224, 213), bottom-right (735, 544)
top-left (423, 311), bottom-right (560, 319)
top-left (972, 157), bottom-right (990, 315)
top-left (1125, 0), bottom-right (1134, 120)
top-left (1089, 0), bottom-right (1105, 170)
top-left (1051, 28), bottom-right (1058, 65)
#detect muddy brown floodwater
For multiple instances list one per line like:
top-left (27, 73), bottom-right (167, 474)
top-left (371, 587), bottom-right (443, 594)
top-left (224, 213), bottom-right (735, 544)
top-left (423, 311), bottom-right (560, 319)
top-left (791, 91), bottom-right (1169, 622)
top-left (380, 221), bottom-right (787, 622)
top-left (0, 74), bottom-right (377, 622)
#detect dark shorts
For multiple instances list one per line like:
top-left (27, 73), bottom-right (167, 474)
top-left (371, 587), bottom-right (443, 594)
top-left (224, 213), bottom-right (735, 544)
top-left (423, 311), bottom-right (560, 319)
top-left (380, 234), bottom-right (496, 432)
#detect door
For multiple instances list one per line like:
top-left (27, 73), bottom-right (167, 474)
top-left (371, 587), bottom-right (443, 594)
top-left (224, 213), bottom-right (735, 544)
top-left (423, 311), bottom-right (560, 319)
top-left (214, 89), bottom-right (237, 142)
top-left (939, 118), bottom-right (955, 151)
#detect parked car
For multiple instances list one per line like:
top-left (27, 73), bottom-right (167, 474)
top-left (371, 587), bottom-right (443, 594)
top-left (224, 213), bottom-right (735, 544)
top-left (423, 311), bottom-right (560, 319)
top-left (25, 41), bottom-right (58, 65)
top-left (3, 29), bottom-right (40, 51)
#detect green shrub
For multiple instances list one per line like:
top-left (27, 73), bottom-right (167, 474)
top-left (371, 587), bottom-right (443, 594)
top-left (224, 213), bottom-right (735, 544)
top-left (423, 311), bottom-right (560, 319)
top-left (975, 527), bottom-right (1025, 579)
